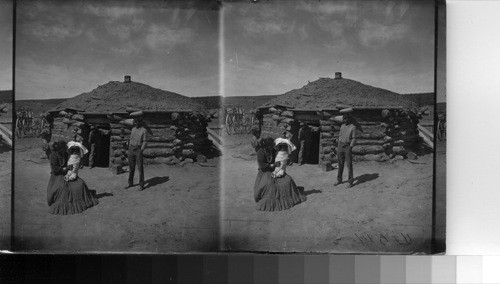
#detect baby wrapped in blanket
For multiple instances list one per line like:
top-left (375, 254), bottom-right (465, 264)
top-left (64, 141), bottom-right (88, 182)
top-left (271, 138), bottom-right (296, 178)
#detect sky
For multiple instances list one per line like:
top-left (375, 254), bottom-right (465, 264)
top-left (223, 0), bottom-right (438, 100)
top-left (0, 0), bottom-right (13, 91)
top-left (16, 0), bottom-right (220, 100)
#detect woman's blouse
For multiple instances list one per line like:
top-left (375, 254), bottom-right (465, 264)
top-left (49, 152), bottom-right (67, 175)
top-left (257, 148), bottom-right (275, 172)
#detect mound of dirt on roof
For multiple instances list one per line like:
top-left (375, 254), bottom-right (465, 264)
top-left (57, 81), bottom-right (208, 115)
top-left (262, 77), bottom-right (416, 109)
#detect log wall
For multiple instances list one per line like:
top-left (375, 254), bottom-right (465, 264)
top-left (48, 110), bottom-right (212, 170)
top-left (257, 107), bottom-right (423, 171)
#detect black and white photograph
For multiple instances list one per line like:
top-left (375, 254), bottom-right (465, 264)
top-left (14, 0), bottom-right (222, 252)
top-left (221, 0), bottom-right (443, 253)
top-left (0, 0), bottom-right (13, 250)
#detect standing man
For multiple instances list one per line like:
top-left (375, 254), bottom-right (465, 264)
top-left (126, 117), bottom-right (147, 191)
top-left (88, 126), bottom-right (99, 168)
top-left (334, 111), bottom-right (357, 188)
top-left (298, 122), bottom-right (311, 165)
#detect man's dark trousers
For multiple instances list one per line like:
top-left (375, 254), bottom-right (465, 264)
top-left (337, 142), bottom-right (353, 184)
top-left (298, 140), bottom-right (311, 165)
top-left (89, 143), bottom-right (96, 167)
top-left (128, 146), bottom-right (144, 188)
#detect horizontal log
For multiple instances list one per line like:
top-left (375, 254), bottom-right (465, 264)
top-left (111, 141), bottom-right (128, 149)
top-left (113, 149), bottom-right (127, 157)
top-left (143, 148), bottom-right (175, 158)
top-left (330, 116), bottom-right (343, 124)
top-left (71, 121), bottom-right (86, 128)
top-left (356, 133), bottom-right (385, 139)
top-left (352, 145), bottom-right (385, 155)
top-left (111, 135), bottom-right (127, 141)
top-left (109, 128), bottom-right (131, 135)
top-left (145, 142), bottom-right (175, 148)
top-left (110, 123), bottom-right (125, 128)
top-left (356, 121), bottom-right (383, 126)
top-left (271, 114), bottom-right (282, 121)
top-left (355, 139), bottom-right (385, 146)
top-left (120, 119), bottom-right (134, 127)
top-left (321, 132), bottom-right (333, 138)
top-left (71, 114), bottom-right (85, 121)
top-left (126, 107), bottom-right (141, 113)
top-left (183, 143), bottom-right (194, 149)
top-left (392, 146), bottom-right (407, 155)
top-left (130, 111), bottom-right (143, 117)
top-left (147, 136), bottom-right (176, 143)
top-left (63, 118), bottom-right (76, 125)
top-left (320, 125), bottom-right (340, 132)
top-left (321, 146), bottom-right (334, 154)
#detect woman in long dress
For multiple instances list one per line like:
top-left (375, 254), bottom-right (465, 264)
top-left (253, 137), bottom-right (306, 211)
top-left (47, 141), bottom-right (98, 215)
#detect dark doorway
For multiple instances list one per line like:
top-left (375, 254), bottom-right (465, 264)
top-left (309, 123), bottom-right (320, 164)
top-left (291, 121), bottom-right (320, 165)
top-left (97, 131), bottom-right (110, 167)
top-left (88, 125), bottom-right (110, 168)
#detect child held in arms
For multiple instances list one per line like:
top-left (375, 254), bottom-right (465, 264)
top-left (64, 141), bottom-right (88, 182)
top-left (271, 138), bottom-right (296, 178)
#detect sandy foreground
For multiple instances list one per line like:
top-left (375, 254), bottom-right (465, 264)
top-left (0, 148), bottom-right (11, 249)
top-left (14, 138), bottom-right (220, 252)
top-left (221, 134), bottom-right (441, 254)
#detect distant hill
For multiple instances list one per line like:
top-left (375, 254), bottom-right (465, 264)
top-left (403, 92), bottom-right (435, 107)
top-left (16, 98), bottom-right (67, 116)
top-left (0, 90), bottom-right (12, 103)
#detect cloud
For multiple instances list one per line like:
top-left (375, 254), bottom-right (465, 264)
top-left (240, 18), bottom-right (295, 37)
top-left (316, 19), bottom-right (344, 38)
top-left (297, 1), bottom-right (355, 15)
top-left (145, 24), bottom-right (194, 51)
top-left (16, 57), bottom-right (108, 100)
top-left (358, 20), bottom-right (409, 49)
top-left (85, 5), bottom-right (142, 20)
top-left (111, 42), bottom-right (142, 56)
top-left (324, 38), bottom-right (350, 54)
top-left (27, 23), bottom-right (83, 41)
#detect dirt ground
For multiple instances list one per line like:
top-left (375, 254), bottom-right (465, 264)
top-left (221, 133), bottom-right (436, 254)
top-left (0, 148), bottom-right (11, 249)
top-left (14, 137), bottom-right (220, 253)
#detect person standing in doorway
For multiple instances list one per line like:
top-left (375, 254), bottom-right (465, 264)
top-left (334, 111), bottom-right (357, 188)
top-left (126, 118), bottom-right (147, 191)
top-left (88, 126), bottom-right (99, 169)
top-left (298, 122), bottom-right (311, 166)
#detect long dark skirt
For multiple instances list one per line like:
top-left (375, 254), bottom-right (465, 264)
top-left (253, 170), bottom-right (306, 211)
top-left (47, 174), bottom-right (99, 215)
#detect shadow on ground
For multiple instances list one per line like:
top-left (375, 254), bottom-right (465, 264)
top-left (353, 173), bottom-right (379, 186)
